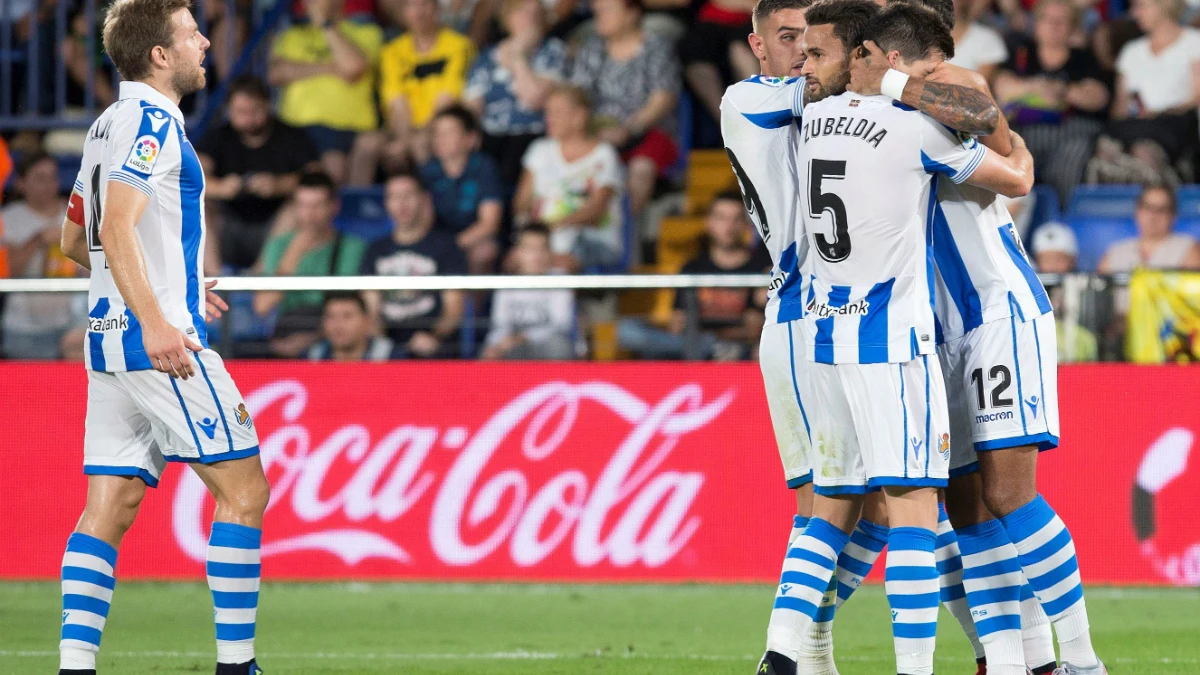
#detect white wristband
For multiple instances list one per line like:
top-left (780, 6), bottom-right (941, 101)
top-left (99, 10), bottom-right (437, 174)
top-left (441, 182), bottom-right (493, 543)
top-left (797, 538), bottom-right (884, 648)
top-left (880, 69), bottom-right (910, 101)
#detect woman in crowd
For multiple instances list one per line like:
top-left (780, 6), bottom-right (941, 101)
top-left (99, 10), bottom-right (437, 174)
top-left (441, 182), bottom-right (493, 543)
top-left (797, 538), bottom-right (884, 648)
top-left (1098, 184), bottom-right (1200, 273)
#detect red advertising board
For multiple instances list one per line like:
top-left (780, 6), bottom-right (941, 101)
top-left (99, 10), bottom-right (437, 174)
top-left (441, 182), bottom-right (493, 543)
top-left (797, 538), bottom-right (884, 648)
top-left (1, 363), bottom-right (1197, 586)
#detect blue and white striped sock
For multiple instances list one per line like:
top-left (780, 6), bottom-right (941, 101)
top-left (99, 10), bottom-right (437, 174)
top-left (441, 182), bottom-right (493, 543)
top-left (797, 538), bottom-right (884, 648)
top-left (1020, 582), bottom-right (1057, 671)
top-left (934, 508), bottom-right (985, 662)
top-left (766, 518), bottom-right (849, 662)
top-left (886, 527), bottom-right (939, 675)
top-left (956, 518), bottom-right (1025, 675)
top-left (834, 519), bottom-right (887, 608)
top-left (999, 495), bottom-right (1098, 668)
top-left (60, 533), bottom-right (118, 671)
top-left (786, 515), bottom-right (837, 668)
top-left (207, 522), bottom-right (262, 665)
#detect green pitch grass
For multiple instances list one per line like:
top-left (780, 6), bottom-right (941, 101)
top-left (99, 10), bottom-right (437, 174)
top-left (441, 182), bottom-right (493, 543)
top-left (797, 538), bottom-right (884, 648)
top-left (1, 583), bottom-right (1196, 674)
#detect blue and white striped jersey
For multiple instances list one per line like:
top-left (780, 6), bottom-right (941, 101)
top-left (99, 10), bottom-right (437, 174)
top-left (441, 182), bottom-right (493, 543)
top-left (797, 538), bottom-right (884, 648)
top-left (75, 82), bottom-right (209, 372)
top-left (931, 181), bottom-right (1052, 344)
top-left (719, 75), bottom-right (808, 326)
top-left (798, 93), bottom-right (987, 364)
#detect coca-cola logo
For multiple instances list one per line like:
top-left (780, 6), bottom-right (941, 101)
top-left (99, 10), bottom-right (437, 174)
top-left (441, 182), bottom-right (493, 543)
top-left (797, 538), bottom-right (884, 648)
top-left (173, 379), bottom-right (736, 571)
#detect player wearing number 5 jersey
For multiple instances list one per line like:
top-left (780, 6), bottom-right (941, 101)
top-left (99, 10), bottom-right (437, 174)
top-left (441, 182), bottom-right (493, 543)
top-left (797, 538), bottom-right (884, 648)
top-left (56, 2), bottom-right (268, 675)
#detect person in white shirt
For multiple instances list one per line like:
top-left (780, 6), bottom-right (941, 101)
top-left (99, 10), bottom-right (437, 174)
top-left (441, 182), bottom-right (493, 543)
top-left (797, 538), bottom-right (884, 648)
top-left (55, 2), bottom-right (268, 673)
top-left (482, 224), bottom-right (576, 359)
top-left (947, 0), bottom-right (1008, 81)
top-left (514, 85), bottom-right (625, 271)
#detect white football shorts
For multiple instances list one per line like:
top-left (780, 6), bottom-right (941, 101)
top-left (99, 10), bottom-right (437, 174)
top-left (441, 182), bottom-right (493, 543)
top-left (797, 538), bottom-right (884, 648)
top-left (806, 354), bottom-right (951, 494)
top-left (939, 311), bottom-right (1060, 478)
top-left (759, 321), bottom-right (814, 488)
top-left (83, 349), bottom-right (260, 487)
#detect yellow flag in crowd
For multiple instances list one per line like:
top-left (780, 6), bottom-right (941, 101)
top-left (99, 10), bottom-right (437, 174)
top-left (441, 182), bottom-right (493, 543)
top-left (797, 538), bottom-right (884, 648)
top-left (1127, 269), bottom-right (1200, 363)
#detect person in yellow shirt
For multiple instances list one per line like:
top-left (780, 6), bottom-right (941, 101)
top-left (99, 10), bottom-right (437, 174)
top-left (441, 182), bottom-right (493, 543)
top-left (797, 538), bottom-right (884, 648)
top-left (377, 0), bottom-right (476, 170)
top-left (268, 0), bottom-right (383, 184)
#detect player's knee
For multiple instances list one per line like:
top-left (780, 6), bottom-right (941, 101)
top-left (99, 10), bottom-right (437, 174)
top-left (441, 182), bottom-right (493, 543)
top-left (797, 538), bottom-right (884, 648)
top-left (981, 479), bottom-right (1035, 519)
top-left (87, 481), bottom-right (146, 534)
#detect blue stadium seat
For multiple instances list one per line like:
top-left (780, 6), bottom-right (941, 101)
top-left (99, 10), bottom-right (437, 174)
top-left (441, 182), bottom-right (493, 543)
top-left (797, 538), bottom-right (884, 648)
top-left (1029, 184), bottom-right (1061, 228)
top-left (1066, 184), bottom-right (1142, 218)
top-left (1175, 185), bottom-right (1200, 220)
top-left (335, 186), bottom-right (389, 242)
top-left (1174, 218), bottom-right (1200, 242)
top-left (1068, 216), bottom-right (1137, 272)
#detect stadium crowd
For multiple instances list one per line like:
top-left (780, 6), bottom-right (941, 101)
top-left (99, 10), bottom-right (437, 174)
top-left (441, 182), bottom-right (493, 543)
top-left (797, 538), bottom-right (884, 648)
top-left (3, 0), bottom-right (1200, 362)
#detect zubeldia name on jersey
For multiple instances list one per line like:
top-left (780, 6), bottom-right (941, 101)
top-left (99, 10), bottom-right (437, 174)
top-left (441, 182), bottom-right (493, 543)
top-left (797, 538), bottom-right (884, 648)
top-left (801, 113), bottom-right (889, 148)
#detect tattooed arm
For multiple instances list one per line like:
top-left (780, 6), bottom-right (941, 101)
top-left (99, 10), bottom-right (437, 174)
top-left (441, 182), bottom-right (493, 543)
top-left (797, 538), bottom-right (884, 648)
top-left (923, 63), bottom-right (1011, 155)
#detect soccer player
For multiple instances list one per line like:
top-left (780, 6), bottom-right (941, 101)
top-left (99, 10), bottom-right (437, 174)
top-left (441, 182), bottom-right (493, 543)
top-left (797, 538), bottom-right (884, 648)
top-left (757, 2), bottom-right (1036, 673)
top-left (844, 5), bottom-right (1108, 675)
top-left (56, 2), bottom-right (269, 674)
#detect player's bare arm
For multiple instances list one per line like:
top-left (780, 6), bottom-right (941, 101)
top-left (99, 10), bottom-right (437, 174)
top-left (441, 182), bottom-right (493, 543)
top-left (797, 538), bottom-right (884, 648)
top-left (99, 181), bottom-right (203, 379)
top-left (848, 40), bottom-right (1000, 137)
top-left (926, 62), bottom-right (1013, 157)
top-left (961, 132), bottom-right (1035, 198)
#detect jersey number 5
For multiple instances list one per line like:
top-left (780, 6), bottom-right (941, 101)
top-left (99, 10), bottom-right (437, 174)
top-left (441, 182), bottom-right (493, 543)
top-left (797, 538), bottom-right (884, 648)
top-left (725, 147), bottom-right (770, 244)
top-left (809, 159), bottom-right (851, 263)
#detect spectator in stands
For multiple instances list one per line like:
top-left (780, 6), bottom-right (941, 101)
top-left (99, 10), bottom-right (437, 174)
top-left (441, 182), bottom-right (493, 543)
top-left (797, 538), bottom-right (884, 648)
top-left (571, 0), bottom-right (681, 218)
top-left (482, 225), bottom-right (576, 359)
top-left (377, 0), bottom-right (476, 171)
top-left (421, 106), bottom-right (504, 273)
top-left (361, 172), bottom-right (467, 357)
top-left (464, 0), bottom-right (569, 188)
top-left (1098, 184), bottom-right (1200, 273)
top-left (198, 76), bottom-right (321, 273)
top-left (514, 86), bottom-right (625, 272)
top-left (1108, 0), bottom-right (1200, 174)
top-left (618, 191), bottom-right (769, 360)
top-left (947, 0), bottom-right (1008, 82)
top-left (255, 172), bottom-right (369, 358)
top-left (1032, 223), bottom-right (1098, 362)
top-left (307, 292), bottom-right (403, 361)
top-left (269, 0), bottom-right (383, 185)
top-left (993, 0), bottom-right (1110, 203)
top-left (679, 0), bottom-right (758, 126)
top-left (0, 153), bottom-right (85, 360)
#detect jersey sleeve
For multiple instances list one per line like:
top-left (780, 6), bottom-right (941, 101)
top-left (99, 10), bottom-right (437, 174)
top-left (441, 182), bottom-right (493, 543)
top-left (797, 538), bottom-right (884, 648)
top-left (106, 106), bottom-right (180, 197)
top-left (917, 116), bottom-right (987, 184)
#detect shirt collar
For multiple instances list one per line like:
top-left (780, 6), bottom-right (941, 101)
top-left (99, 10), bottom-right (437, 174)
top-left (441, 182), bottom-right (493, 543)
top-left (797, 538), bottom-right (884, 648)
top-left (119, 82), bottom-right (185, 124)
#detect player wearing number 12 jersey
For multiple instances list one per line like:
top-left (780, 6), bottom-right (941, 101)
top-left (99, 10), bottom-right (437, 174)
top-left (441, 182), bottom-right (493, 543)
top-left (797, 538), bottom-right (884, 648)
top-left (56, 2), bottom-right (268, 674)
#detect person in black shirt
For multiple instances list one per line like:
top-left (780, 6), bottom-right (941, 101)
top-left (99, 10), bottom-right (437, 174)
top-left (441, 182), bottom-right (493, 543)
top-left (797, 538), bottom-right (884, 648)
top-left (197, 75), bottom-right (321, 272)
top-left (360, 172), bottom-right (468, 357)
top-left (992, 0), bottom-right (1110, 202)
top-left (618, 191), bottom-right (769, 360)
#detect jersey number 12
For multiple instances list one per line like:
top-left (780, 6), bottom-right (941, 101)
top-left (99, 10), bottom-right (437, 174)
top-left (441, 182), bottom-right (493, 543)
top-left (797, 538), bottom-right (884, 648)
top-left (809, 159), bottom-right (851, 263)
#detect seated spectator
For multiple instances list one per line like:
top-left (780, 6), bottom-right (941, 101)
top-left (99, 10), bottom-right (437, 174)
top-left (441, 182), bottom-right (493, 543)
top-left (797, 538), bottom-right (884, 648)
top-left (571, 0), bottom-right (680, 217)
top-left (1031, 222), bottom-right (1098, 362)
top-left (361, 172), bottom-right (467, 357)
top-left (377, 0), bottom-right (476, 171)
top-left (255, 172), bottom-right (369, 358)
top-left (482, 224), bottom-right (576, 360)
top-left (198, 76), bottom-right (321, 272)
top-left (1, 153), bottom-right (86, 360)
top-left (618, 191), bottom-right (769, 360)
top-left (1108, 0), bottom-right (1200, 175)
top-left (464, 0), bottom-right (568, 188)
top-left (947, 0), bottom-right (1007, 82)
top-left (307, 292), bottom-right (403, 360)
top-left (993, 0), bottom-right (1110, 202)
top-left (1098, 184), bottom-right (1200, 273)
top-left (268, 0), bottom-right (383, 185)
top-left (679, 0), bottom-right (757, 126)
top-left (420, 106), bottom-right (504, 273)
top-left (514, 86), bottom-right (625, 272)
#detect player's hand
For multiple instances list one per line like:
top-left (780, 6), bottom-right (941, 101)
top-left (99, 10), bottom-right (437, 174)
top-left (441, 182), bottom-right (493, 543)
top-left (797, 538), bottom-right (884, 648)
top-left (144, 320), bottom-right (204, 380)
top-left (1009, 130), bottom-right (1028, 151)
top-left (245, 174), bottom-right (276, 198)
top-left (204, 279), bottom-right (229, 322)
top-left (408, 331), bottom-right (441, 357)
top-left (848, 40), bottom-right (888, 97)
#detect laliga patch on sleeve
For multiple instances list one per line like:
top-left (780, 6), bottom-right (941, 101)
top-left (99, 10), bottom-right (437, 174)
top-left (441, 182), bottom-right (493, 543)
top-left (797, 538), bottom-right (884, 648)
top-left (123, 135), bottom-right (162, 175)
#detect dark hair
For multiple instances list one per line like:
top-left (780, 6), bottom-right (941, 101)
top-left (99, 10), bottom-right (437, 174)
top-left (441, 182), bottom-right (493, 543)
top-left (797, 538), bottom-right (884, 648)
top-left (432, 104), bottom-right (480, 135)
top-left (804, 0), bottom-right (880, 55)
top-left (384, 170), bottom-right (428, 193)
top-left (752, 0), bottom-right (817, 30)
top-left (711, 190), bottom-right (747, 211)
top-left (228, 75), bottom-right (271, 102)
top-left (865, 1), bottom-right (955, 62)
top-left (323, 291), bottom-right (369, 315)
top-left (16, 151), bottom-right (55, 178)
top-left (296, 170), bottom-right (338, 198)
top-left (905, 0), bottom-right (954, 29)
top-left (103, 0), bottom-right (192, 81)
top-left (517, 222), bottom-right (552, 241)
top-left (1138, 183), bottom-right (1178, 214)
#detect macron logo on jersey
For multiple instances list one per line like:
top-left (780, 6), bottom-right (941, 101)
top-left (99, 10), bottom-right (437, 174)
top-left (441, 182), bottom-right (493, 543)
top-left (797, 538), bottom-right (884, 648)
top-left (122, 109), bottom-right (171, 177)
